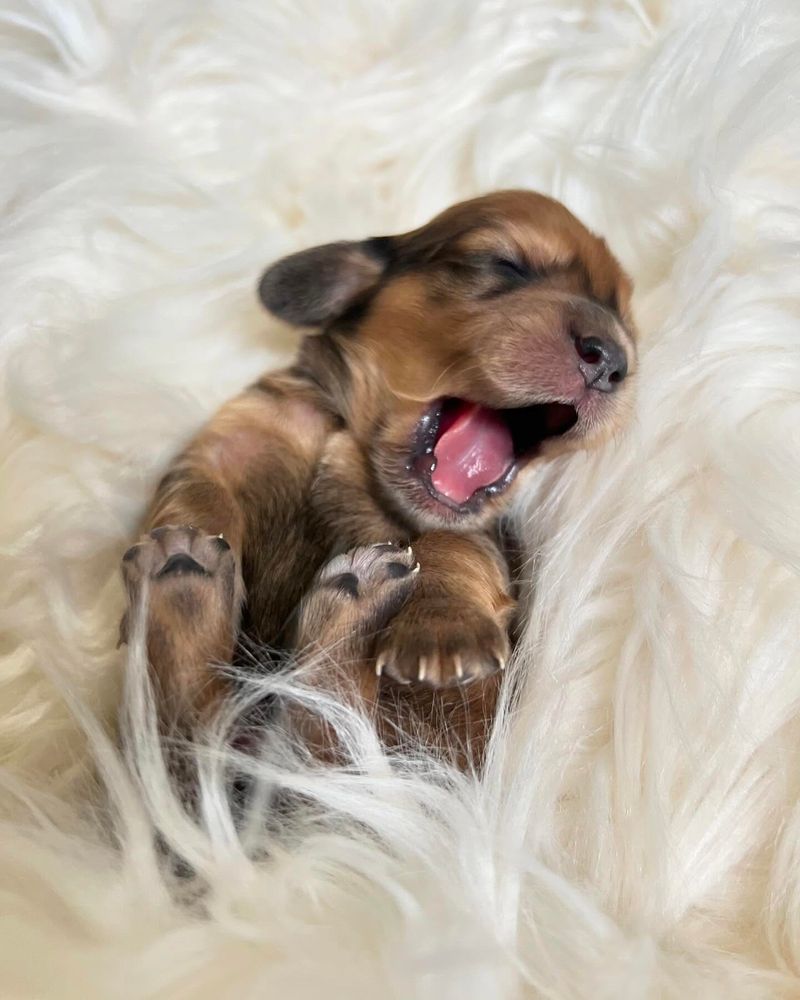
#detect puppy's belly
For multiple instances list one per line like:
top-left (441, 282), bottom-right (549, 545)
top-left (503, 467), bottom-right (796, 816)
top-left (208, 392), bottom-right (330, 491)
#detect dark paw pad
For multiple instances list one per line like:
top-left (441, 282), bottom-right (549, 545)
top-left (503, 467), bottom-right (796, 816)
top-left (120, 524), bottom-right (238, 638)
top-left (384, 559), bottom-right (414, 579)
top-left (319, 543), bottom-right (418, 593)
top-left (158, 553), bottom-right (209, 578)
top-left (329, 571), bottom-right (360, 598)
top-left (294, 542), bottom-right (419, 649)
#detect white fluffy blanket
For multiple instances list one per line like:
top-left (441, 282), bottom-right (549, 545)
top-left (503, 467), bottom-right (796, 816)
top-left (2, 1), bottom-right (800, 996)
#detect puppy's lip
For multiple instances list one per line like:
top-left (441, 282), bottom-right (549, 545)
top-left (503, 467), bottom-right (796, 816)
top-left (407, 396), bottom-right (579, 512)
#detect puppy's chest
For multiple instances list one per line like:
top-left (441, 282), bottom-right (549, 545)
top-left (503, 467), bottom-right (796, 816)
top-left (309, 429), bottom-right (409, 549)
top-left (306, 427), bottom-right (522, 601)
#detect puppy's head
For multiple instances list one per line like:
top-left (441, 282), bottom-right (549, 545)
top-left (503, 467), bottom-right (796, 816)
top-left (260, 191), bottom-right (636, 531)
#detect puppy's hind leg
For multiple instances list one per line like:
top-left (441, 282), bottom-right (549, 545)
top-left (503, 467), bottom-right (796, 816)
top-left (120, 374), bottom-right (335, 736)
top-left (120, 525), bottom-right (242, 729)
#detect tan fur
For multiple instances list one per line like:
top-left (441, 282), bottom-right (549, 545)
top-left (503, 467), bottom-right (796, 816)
top-left (119, 190), bottom-right (637, 767)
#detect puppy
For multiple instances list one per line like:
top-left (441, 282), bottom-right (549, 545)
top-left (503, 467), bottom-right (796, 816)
top-left (120, 190), bottom-right (636, 765)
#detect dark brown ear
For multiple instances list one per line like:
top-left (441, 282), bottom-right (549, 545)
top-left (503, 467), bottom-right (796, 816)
top-left (258, 238), bottom-right (392, 327)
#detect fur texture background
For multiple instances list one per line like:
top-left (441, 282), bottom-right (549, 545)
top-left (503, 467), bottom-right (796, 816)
top-left (2, 0), bottom-right (800, 996)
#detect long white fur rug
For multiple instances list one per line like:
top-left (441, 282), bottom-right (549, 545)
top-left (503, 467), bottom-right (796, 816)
top-left (2, 1), bottom-right (800, 996)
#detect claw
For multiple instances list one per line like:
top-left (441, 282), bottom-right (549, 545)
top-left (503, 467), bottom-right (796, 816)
top-left (494, 652), bottom-right (506, 672)
top-left (418, 656), bottom-right (428, 682)
top-left (453, 655), bottom-right (464, 680)
top-left (375, 656), bottom-right (386, 678)
top-left (411, 562), bottom-right (421, 575)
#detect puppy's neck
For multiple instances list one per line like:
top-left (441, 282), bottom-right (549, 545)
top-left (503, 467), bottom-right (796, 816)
top-left (292, 333), bottom-right (352, 420)
top-left (294, 332), bottom-right (385, 437)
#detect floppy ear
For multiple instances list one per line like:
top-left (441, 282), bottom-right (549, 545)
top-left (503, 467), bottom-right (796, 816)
top-left (258, 238), bottom-right (392, 327)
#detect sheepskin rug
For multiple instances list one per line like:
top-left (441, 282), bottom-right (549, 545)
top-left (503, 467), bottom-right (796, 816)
top-left (2, 0), bottom-right (800, 996)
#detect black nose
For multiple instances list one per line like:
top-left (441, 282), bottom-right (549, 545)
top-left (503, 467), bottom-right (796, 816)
top-left (574, 335), bottom-right (628, 393)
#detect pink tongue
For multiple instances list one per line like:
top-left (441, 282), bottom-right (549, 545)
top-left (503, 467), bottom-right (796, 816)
top-left (431, 403), bottom-right (514, 504)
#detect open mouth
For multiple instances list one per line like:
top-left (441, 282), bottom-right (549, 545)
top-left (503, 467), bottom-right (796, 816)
top-left (411, 397), bottom-right (578, 509)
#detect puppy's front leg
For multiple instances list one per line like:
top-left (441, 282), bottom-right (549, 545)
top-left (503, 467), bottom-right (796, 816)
top-left (375, 531), bottom-right (515, 688)
top-left (313, 433), bottom-right (515, 689)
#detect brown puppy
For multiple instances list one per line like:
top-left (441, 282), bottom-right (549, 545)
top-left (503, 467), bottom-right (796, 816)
top-left (120, 190), bottom-right (636, 764)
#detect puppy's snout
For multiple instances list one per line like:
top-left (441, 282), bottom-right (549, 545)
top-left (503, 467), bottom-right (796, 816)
top-left (574, 335), bottom-right (628, 393)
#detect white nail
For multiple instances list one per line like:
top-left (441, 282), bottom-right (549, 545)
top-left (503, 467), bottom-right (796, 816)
top-left (375, 657), bottom-right (385, 677)
top-left (453, 655), bottom-right (464, 680)
top-left (496, 654), bottom-right (506, 671)
top-left (411, 562), bottom-right (421, 575)
top-left (404, 545), bottom-right (413, 556)
top-left (418, 657), bottom-right (427, 682)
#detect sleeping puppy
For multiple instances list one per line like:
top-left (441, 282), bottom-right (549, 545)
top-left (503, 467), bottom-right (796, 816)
top-left (120, 190), bottom-right (636, 764)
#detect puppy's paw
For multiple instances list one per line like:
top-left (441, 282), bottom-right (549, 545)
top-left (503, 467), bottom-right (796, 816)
top-left (295, 542), bottom-right (419, 647)
top-left (375, 603), bottom-right (509, 688)
top-left (119, 525), bottom-right (237, 645)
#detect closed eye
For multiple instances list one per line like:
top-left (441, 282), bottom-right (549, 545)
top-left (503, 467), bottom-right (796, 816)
top-left (437, 250), bottom-right (545, 293)
top-left (492, 256), bottom-right (530, 280)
